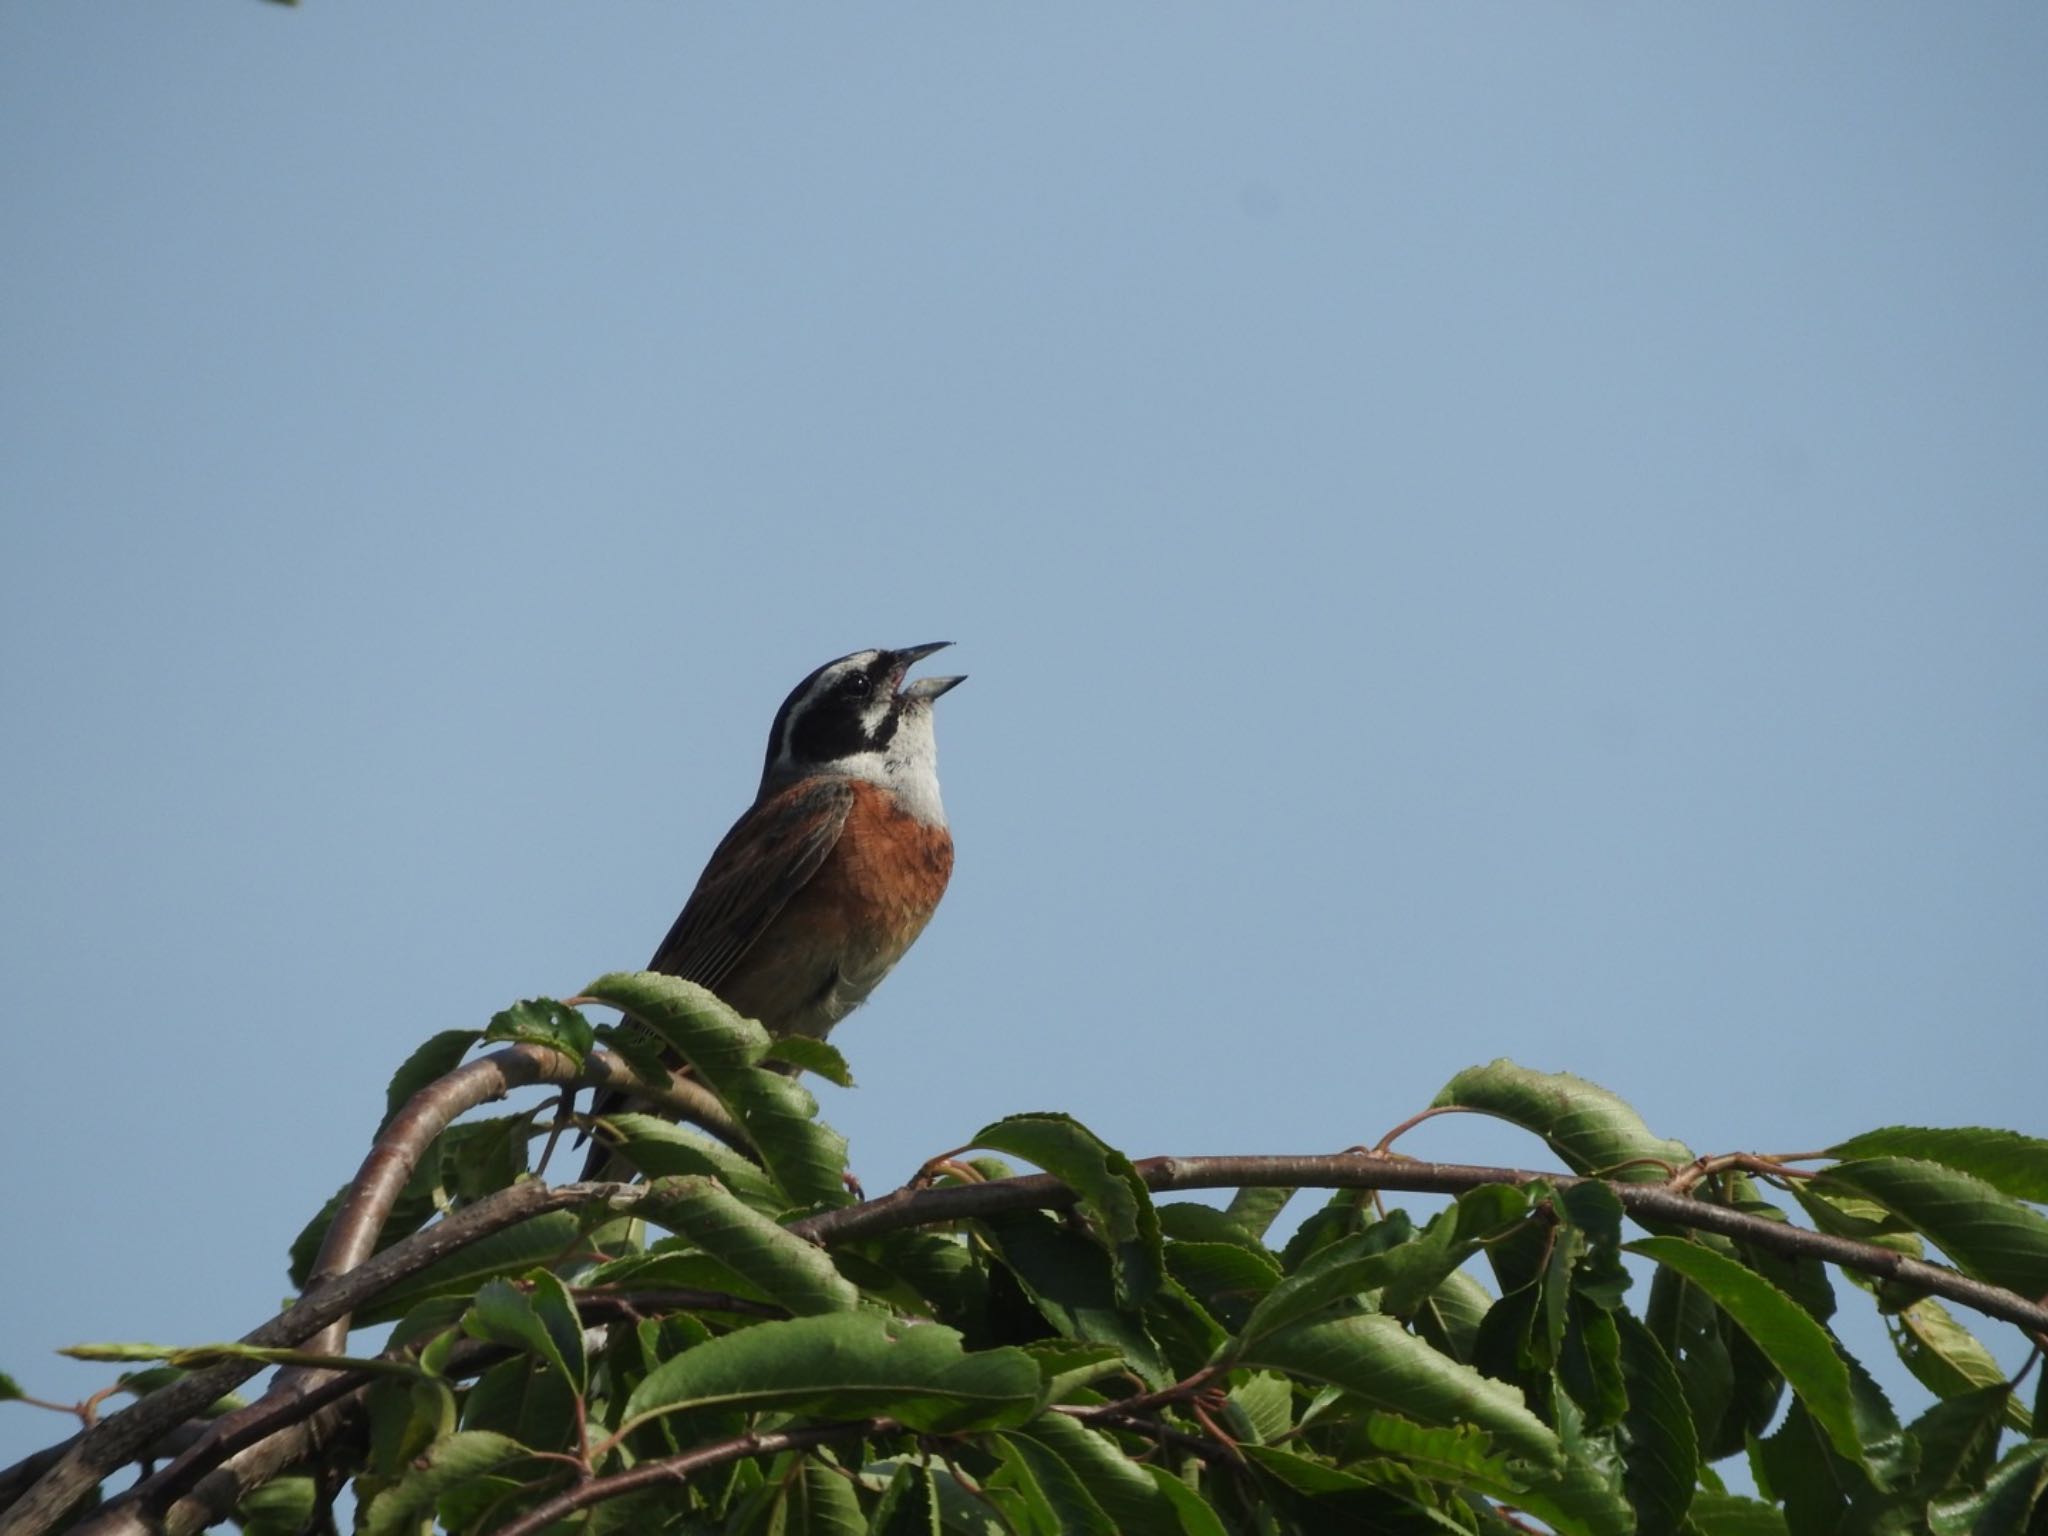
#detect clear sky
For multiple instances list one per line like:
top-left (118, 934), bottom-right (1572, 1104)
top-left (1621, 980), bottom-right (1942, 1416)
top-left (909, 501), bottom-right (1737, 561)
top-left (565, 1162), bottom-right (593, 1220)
top-left (3, 3), bottom-right (2044, 1473)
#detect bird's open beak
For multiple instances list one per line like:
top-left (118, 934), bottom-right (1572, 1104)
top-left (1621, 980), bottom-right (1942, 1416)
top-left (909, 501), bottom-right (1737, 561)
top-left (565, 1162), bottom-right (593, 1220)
top-left (893, 642), bottom-right (965, 701)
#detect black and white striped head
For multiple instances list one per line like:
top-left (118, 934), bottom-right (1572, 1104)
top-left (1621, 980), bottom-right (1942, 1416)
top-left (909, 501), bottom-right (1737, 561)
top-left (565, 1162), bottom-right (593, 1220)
top-left (760, 643), bottom-right (965, 821)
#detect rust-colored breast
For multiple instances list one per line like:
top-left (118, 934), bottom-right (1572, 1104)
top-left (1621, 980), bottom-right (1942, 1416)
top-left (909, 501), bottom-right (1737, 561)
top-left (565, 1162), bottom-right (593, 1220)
top-left (718, 780), bottom-right (953, 1038)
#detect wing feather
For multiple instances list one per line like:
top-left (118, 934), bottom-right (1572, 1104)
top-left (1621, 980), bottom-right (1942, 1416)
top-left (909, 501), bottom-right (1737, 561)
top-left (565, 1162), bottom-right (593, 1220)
top-left (581, 778), bottom-right (853, 1177)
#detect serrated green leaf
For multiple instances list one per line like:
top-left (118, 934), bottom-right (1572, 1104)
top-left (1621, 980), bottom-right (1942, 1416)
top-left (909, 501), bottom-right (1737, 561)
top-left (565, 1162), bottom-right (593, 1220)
top-left (580, 972), bottom-right (852, 1209)
top-left (381, 1029), bottom-right (482, 1130)
top-left (872, 1460), bottom-right (943, 1536)
top-left (1019, 1340), bottom-right (1130, 1404)
top-left (1928, 1437), bottom-right (2048, 1536)
top-left (1361, 1410), bottom-right (1520, 1485)
top-left (591, 1019), bottom-right (670, 1088)
top-left (1411, 1267), bottom-right (1491, 1364)
top-left (1615, 1312), bottom-right (1697, 1536)
top-left (1159, 1200), bottom-right (1274, 1253)
top-left (234, 1474), bottom-right (317, 1536)
top-left (355, 1211), bottom-right (585, 1326)
top-left (1236, 1312), bottom-right (1559, 1467)
top-left (1143, 1465), bottom-right (1231, 1536)
top-left (621, 1312), bottom-right (1040, 1432)
top-left (595, 1113), bottom-right (782, 1211)
top-left (638, 1175), bottom-right (858, 1315)
top-left (1683, 1491), bottom-right (1791, 1535)
top-left (438, 1113), bottom-right (532, 1202)
top-left (993, 1427), bottom-right (1116, 1535)
top-left (1907, 1384), bottom-right (2012, 1505)
top-left (483, 997), bottom-right (594, 1058)
top-left (1164, 1240), bottom-right (1283, 1331)
top-left (977, 1208), bottom-right (1170, 1388)
top-left (1229, 1370), bottom-right (1295, 1444)
top-left (762, 1034), bottom-right (856, 1088)
top-left (973, 1113), bottom-right (1164, 1308)
top-left (1892, 1297), bottom-right (2033, 1434)
top-left (463, 1279), bottom-right (574, 1386)
top-left (360, 1430), bottom-right (529, 1536)
top-left (1816, 1157), bottom-right (2048, 1301)
top-left (1434, 1060), bottom-right (1694, 1179)
top-left (1628, 1237), bottom-right (1861, 1465)
top-left (1008, 1413), bottom-right (1187, 1535)
top-left (1224, 1184), bottom-right (1295, 1242)
top-left (579, 971), bottom-right (770, 1071)
top-left (1827, 1127), bottom-right (2048, 1203)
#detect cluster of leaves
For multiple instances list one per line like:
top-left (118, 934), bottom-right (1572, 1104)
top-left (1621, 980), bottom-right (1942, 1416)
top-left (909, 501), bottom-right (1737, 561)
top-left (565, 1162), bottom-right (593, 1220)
top-left (10, 975), bottom-right (2048, 1536)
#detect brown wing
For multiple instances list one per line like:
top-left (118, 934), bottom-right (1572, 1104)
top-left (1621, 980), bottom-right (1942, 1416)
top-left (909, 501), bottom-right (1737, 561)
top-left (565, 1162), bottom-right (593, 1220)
top-left (581, 778), bottom-right (853, 1177)
top-left (645, 777), bottom-right (855, 990)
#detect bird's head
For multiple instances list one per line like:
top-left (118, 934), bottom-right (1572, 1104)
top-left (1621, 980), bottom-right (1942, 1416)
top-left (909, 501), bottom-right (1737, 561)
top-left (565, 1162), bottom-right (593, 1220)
top-left (761, 643), bottom-right (965, 816)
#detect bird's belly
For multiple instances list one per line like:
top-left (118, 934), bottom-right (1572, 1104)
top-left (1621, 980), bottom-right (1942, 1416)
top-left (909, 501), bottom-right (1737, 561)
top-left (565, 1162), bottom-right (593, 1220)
top-left (722, 783), bottom-right (953, 1039)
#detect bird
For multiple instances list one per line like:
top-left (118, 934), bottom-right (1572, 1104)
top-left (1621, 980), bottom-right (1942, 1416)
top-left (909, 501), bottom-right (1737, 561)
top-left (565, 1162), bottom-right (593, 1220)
top-left (581, 643), bottom-right (965, 1179)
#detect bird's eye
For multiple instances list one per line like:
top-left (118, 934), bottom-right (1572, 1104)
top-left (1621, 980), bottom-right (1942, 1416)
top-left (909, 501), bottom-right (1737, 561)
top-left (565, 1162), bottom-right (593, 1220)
top-left (842, 673), bottom-right (873, 698)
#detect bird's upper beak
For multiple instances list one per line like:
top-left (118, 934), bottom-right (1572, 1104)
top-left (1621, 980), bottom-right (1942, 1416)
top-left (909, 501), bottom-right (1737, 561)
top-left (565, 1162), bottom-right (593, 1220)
top-left (893, 642), bottom-right (966, 701)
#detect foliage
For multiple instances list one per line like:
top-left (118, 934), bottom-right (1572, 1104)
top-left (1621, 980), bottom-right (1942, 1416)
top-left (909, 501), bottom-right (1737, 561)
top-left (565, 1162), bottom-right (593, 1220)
top-left (5, 974), bottom-right (2046, 1536)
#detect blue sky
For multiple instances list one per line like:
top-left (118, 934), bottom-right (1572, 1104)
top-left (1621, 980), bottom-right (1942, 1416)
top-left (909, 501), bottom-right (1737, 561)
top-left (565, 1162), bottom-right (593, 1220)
top-left (3, 4), bottom-right (2044, 1471)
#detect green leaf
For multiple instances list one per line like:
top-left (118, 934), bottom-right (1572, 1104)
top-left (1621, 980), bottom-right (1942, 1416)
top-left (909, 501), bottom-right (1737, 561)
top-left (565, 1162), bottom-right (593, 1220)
top-left (482, 997), bottom-right (594, 1058)
top-left (1411, 1268), bottom-right (1491, 1364)
top-left (580, 971), bottom-right (853, 1208)
top-left (992, 1427), bottom-right (1116, 1535)
top-left (1143, 1465), bottom-right (1231, 1536)
top-left (438, 1113), bottom-right (531, 1202)
top-left (1235, 1312), bottom-right (1560, 1467)
top-left (1928, 1439), bottom-right (2048, 1536)
top-left (1892, 1297), bottom-right (2033, 1434)
top-left (973, 1113), bottom-right (1164, 1308)
top-left (977, 1207), bottom-right (1170, 1386)
top-left (871, 1460), bottom-right (943, 1536)
top-left (1224, 1184), bottom-right (1295, 1242)
top-left (1615, 1312), bottom-right (1698, 1536)
top-left (620, 1312), bottom-right (1041, 1433)
top-left (1021, 1341), bottom-right (1130, 1405)
top-left (360, 1430), bottom-right (529, 1536)
top-left (593, 1113), bottom-right (783, 1211)
top-left (639, 1175), bottom-right (859, 1315)
top-left (1164, 1241), bottom-right (1283, 1331)
top-left (1827, 1127), bottom-right (2048, 1203)
top-left (234, 1475), bottom-right (317, 1536)
top-left (0, 1372), bottom-right (22, 1402)
top-left (1433, 1059), bottom-right (1694, 1178)
top-left (1683, 1491), bottom-right (1791, 1535)
top-left (355, 1211), bottom-right (585, 1326)
top-left (1816, 1157), bottom-right (2048, 1300)
top-left (579, 970), bottom-right (770, 1071)
top-left (1627, 1236), bottom-right (1862, 1464)
top-left (462, 1279), bottom-right (576, 1388)
top-left (591, 1018), bottom-right (670, 1087)
top-left (1230, 1369), bottom-right (1295, 1444)
top-left (1906, 1384), bottom-right (2012, 1505)
top-left (381, 1029), bottom-right (482, 1130)
top-left (1357, 1410), bottom-right (1520, 1485)
top-left (761, 1034), bottom-right (856, 1088)
top-left (1007, 1413), bottom-right (1188, 1536)
top-left (459, 1355), bottom-right (576, 1450)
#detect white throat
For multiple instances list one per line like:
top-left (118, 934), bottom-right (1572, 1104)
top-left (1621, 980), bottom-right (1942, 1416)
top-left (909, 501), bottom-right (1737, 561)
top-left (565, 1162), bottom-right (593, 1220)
top-left (830, 704), bottom-right (948, 826)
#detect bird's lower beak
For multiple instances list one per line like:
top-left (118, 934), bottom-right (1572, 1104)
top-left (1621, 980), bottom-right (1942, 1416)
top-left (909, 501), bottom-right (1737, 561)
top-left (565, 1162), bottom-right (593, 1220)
top-left (892, 642), bottom-right (965, 701)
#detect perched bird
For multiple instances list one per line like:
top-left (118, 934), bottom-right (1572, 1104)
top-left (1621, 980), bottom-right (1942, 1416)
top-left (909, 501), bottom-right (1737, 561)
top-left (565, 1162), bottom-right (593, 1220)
top-left (582, 643), bottom-right (964, 1178)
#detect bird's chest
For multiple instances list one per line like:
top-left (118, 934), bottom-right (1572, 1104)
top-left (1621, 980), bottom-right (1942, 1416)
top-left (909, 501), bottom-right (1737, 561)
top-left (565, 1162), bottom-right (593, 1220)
top-left (729, 782), bottom-right (954, 1035)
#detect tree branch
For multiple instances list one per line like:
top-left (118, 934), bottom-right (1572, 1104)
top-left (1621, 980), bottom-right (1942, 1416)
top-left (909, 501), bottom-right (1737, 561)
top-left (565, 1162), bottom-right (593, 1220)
top-left (17, 1146), bottom-right (2047, 1536)
top-left (491, 1418), bottom-right (902, 1536)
